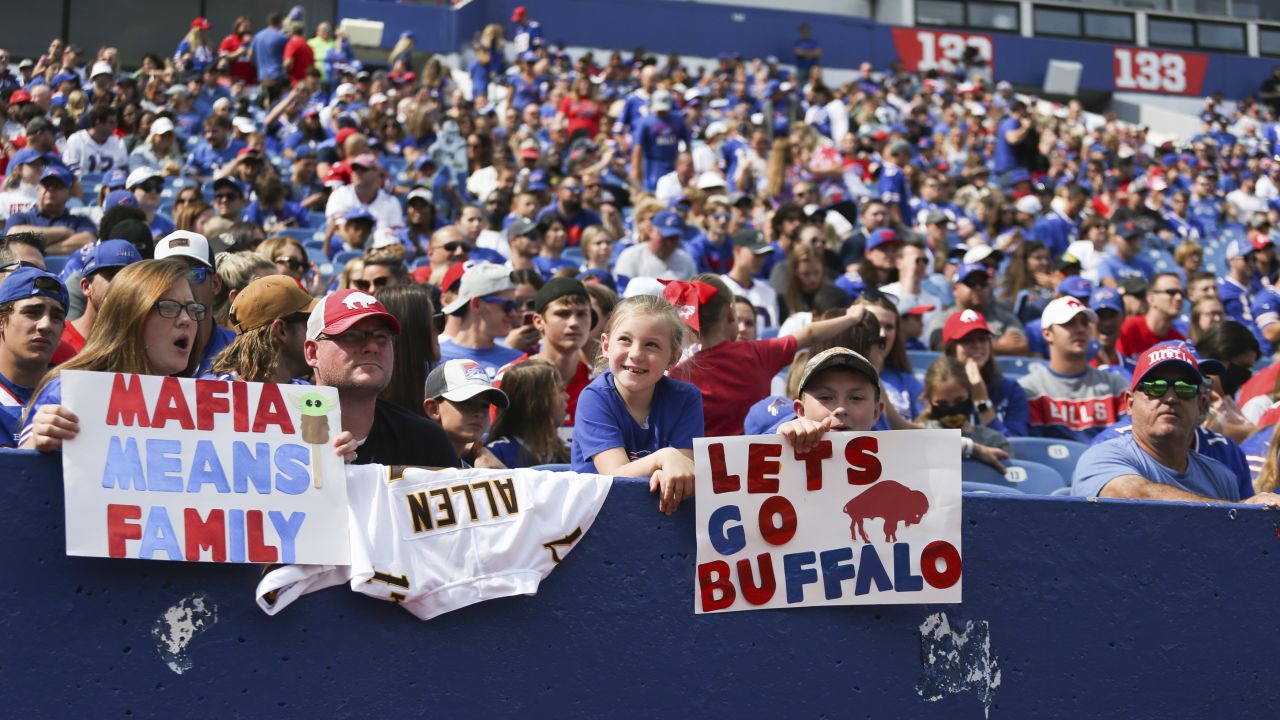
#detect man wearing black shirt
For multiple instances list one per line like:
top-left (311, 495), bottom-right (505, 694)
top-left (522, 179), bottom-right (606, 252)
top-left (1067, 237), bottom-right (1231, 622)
top-left (1260, 66), bottom-right (1280, 117)
top-left (304, 289), bottom-right (458, 467)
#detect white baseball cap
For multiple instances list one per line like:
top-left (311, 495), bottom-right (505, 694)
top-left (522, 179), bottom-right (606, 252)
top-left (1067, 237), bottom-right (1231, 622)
top-left (441, 263), bottom-right (515, 315)
top-left (155, 230), bottom-right (213, 268)
top-left (1041, 296), bottom-right (1098, 328)
top-left (232, 116), bottom-right (256, 135)
top-left (425, 359), bottom-right (509, 406)
top-left (696, 172), bottom-right (726, 191)
top-left (149, 116), bottom-right (176, 137)
top-left (90, 61), bottom-right (113, 79)
top-left (650, 89), bottom-right (673, 112)
top-left (1014, 195), bottom-right (1042, 215)
top-left (963, 244), bottom-right (999, 265)
top-left (126, 167), bottom-right (162, 190)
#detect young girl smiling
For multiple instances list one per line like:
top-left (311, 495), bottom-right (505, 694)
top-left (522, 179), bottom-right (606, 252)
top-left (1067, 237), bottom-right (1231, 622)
top-left (571, 295), bottom-right (702, 515)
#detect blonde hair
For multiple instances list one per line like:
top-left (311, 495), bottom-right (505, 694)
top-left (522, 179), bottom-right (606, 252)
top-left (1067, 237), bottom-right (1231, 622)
top-left (24, 260), bottom-right (191, 421)
top-left (214, 251), bottom-right (274, 327)
top-left (490, 359), bottom-right (570, 465)
top-left (595, 295), bottom-right (687, 373)
top-left (256, 236), bottom-right (307, 265)
top-left (1257, 429), bottom-right (1280, 494)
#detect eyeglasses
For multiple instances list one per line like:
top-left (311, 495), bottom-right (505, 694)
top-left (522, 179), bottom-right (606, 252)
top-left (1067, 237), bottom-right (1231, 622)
top-left (318, 329), bottom-right (394, 346)
top-left (139, 181), bottom-right (164, 193)
top-left (562, 185), bottom-right (583, 194)
top-left (481, 295), bottom-right (519, 313)
top-left (153, 299), bottom-right (208, 321)
top-left (1137, 378), bottom-right (1201, 400)
top-left (712, 212), bottom-right (730, 222)
top-left (0, 259), bottom-right (41, 274)
top-left (173, 196), bottom-right (198, 205)
top-left (1151, 288), bottom-right (1185, 298)
top-left (351, 276), bottom-right (392, 291)
top-left (962, 277), bottom-right (990, 289)
top-left (213, 192), bottom-right (239, 201)
top-left (187, 265), bottom-right (209, 284)
top-left (913, 257), bottom-right (930, 266)
top-left (435, 241), bottom-right (471, 253)
top-left (275, 256), bottom-right (307, 271)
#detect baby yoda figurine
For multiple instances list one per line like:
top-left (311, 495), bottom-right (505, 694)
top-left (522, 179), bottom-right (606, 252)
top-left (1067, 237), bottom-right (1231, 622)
top-left (291, 392), bottom-right (339, 488)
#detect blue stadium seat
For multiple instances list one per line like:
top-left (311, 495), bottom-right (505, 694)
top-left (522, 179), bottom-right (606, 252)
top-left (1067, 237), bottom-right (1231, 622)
top-left (996, 355), bottom-right (1048, 378)
top-left (307, 211), bottom-right (326, 228)
top-left (1007, 437), bottom-right (1089, 483)
top-left (562, 247), bottom-right (584, 264)
top-left (907, 349), bottom-right (940, 371)
top-left (961, 459), bottom-right (1066, 495)
top-left (1050, 486), bottom-right (1074, 497)
top-left (277, 228), bottom-right (317, 243)
top-left (43, 255), bottom-right (69, 275)
top-left (333, 250), bottom-right (362, 266)
top-left (305, 247), bottom-right (328, 267)
top-left (962, 481), bottom-right (1023, 495)
top-left (760, 327), bottom-right (779, 339)
top-left (532, 464), bottom-right (572, 473)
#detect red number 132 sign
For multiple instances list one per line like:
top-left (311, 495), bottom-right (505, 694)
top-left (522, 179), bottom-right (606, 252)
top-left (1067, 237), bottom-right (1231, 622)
top-left (1113, 47), bottom-right (1208, 96)
top-left (891, 28), bottom-right (995, 75)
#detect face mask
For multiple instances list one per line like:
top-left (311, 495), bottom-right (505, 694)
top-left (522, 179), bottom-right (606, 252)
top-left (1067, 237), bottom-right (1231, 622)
top-left (1221, 364), bottom-right (1252, 398)
top-left (930, 398), bottom-right (974, 429)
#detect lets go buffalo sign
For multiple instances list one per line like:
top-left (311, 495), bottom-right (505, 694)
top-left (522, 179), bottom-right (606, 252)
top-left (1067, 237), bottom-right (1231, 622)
top-left (693, 430), bottom-right (962, 613)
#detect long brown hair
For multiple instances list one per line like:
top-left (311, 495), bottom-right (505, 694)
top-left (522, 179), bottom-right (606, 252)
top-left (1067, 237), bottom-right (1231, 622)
top-left (858, 294), bottom-right (910, 374)
top-left (1256, 427), bottom-right (1280, 494)
top-left (784, 244), bottom-right (827, 316)
top-left (490, 359), bottom-right (570, 465)
top-left (916, 356), bottom-right (973, 423)
top-left (24, 259), bottom-right (192, 419)
top-left (377, 283), bottom-right (439, 416)
top-left (998, 240), bottom-right (1048, 304)
top-left (174, 199), bottom-right (211, 232)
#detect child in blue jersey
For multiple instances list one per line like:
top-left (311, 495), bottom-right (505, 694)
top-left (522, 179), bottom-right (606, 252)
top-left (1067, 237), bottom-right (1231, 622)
top-left (0, 268), bottom-right (68, 447)
top-left (487, 359), bottom-right (570, 468)
top-left (571, 295), bottom-right (703, 515)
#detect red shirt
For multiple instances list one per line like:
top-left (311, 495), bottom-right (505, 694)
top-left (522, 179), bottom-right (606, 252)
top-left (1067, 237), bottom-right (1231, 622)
top-left (1239, 363), bottom-right (1280, 407)
top-left (49, 320), bottom-right (85, 366)
top-left (219, 34), bottom-right (256, 84)
top-left (497, 354), bottom-right (592, 426)
top-left (283, 36), bottom-right (314, 86)
top-left (558, 97), bottom-right (603, 139)
top-left (1115, 315), bottom-right (1183, 358)
top-left (671, 336), bottom-right (798, 437)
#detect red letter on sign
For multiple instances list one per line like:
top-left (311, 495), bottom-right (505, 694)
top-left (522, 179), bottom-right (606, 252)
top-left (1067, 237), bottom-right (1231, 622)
top-left (921, 540), bottom-right (963, 589)
top-left (194, 380), bottom-right (230, 431)
top-left (150, 377), bottom-right (194, 430)
top-left (793, 440), bottom-right (832, 490)
top-left (107, 504), bottom-right (142, 558)
top-left (106, 374), bottom-right (150, 427)
top-left (747, 443), bottom-right (781, 494)
top-left (697, 561), bottom-right (736, 612)
top-left (736, 553), bottom-right (777, 606)
top-left (758, 495), bottom-right (798, 545)
top-left (252, 383), bottom-right (296, 435)
top-left (844, 436), bottom-right (882, 485)
top-left (245, 510), bottom-right (279, 563)
top-left (184, 508), bottom-right (227, 562)
top-left (708, 442), bottom-right (740, 494)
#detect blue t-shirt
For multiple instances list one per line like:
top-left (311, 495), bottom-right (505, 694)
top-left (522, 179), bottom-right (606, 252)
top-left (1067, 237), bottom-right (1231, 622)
top-left (185, 139), bottom-right (246, 178)
top-left (634, 114), bottom-right (690, 192)
top-left (1031, 211), bottom-right (1078, 257)
top-left (4, 208), bottom-right (97, 236)
top-left (0, 372), bottom-right (33, 447)
top-left (1091, 417), bottom-right (1253, 500)
top-left (17, 375), bottom-right (62, 448)
top-left (686, 235), bottom-right (734, 275)
top-left (987, 375), bottom-right (1030, 438)
top-left (437, 338), bottom-right (524, 380)
top-left (570, 371), bottom-right (703, 473)
top-left (243, 200), bottom-right (310, 229)
top-left (532, 255), bottom-right (578, 281)
top-left (744, 395), bottom-right (796, 436)
top-left (1075, 433), bottom-right (1242, 500)
top-left (880, 365), bottom-right (922, 421)
top-left (149, 213), bottom-right (175, 239)
top-left (1097, 254), bottom-right (1155, 285)
top-left (1218, 276), bottom-right (1258, 325)
top-left (877, 161), bottom-right (911, 222)
top-left (793, 38), bottom-right (821, 77)
top-left (250, 27), bottom-right (290, 81)
top-left (993, 116), bottom-right (1020, 174)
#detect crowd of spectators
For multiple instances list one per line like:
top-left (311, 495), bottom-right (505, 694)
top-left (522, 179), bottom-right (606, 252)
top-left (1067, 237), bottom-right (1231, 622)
top-left (5, 6), bottom-right (1280, 512)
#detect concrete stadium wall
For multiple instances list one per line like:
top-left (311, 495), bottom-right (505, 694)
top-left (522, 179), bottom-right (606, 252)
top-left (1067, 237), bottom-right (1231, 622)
top-left (1, 448), bottom-right (1278, 717)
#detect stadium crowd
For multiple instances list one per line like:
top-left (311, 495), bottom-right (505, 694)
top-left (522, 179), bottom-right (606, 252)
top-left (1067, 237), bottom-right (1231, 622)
top-left (6, 6), bottom-right (1280, 512)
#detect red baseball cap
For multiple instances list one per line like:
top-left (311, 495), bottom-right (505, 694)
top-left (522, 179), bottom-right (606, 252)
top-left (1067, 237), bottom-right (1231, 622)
top-left (440, 261), bottom-right (473, 294)
top-left (9, 89), bottom-right (31, 105)
top-left (904, 304), bottom-right (935, 316)
top-left (306, 289), bottom-right (401, 341)
top-left (512, 6), bottom-right (528, 22)
top-left (1130, 342), bottom-right (1222, 392)
top-left (941, 309), bottom-right (993, 344)
top-left (192, 17), bottom-right (211, 30)
top-left (334, 127), bottom-right (358, 149)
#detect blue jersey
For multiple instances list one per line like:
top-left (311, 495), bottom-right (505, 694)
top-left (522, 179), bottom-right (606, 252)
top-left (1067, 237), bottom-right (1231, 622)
top-left (634, 113), bottom-right (690, 192)
top-left (1218, 276), bottom-right (1258, 325)
top-left (1091, 418), bottom-right (1253, 500)
top-left (1188, 197), bottom-right (1221, 238)
top-left (993, 116), bottom-right (1020, 174)
top-left (0, 371), bottom-right (33, 447)
top-left (1239, 425), bottom-right (1273, 487)
top-left (250, 27), bottom-right (289, 81)
top-left (743, 395), bottom-right (796, 436)
top-left (438, 339), bottom-right (524, 380)
top-left (1097, 253), bottom-right (1155, 285)
top-left (1249, 287), bottom-right (1280, 355)
top-left (184, 139), bottom-right (246, 178)
top-left (878, 161), bottom-right (911, 222)
top-left (570, 371), bottom-right (703, 473)
top-left (615, 91), bottom-right (651, 135)
top-left (686, 235), bottom-right (734, 275)
top-left (4, 208), bottom-right (97, 236)
top-left (17, 375), bottom-right (62, 448)
top-left (1031, 210), bottom-right (1078, 256)
top-left (880, 366), bottom-right (922, 421)
top-left (243, 200), bottom-right (310, 229)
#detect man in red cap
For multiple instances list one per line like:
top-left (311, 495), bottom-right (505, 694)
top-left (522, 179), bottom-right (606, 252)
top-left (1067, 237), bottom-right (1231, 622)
top-left (510, 6), bottom-right (543, 54)
top-left (305, 289), bottom-right (458, 467)
top-left (1073, 342), bottom-right (1279, 506)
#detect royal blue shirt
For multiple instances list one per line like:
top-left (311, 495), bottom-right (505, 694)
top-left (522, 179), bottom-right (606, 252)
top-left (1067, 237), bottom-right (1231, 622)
top-left (243, 200), bottom-right (310, 229)
top-left (4, 207), bottom-right (97, 236)
top-left (878, 161), bottom-right (911, 222)
top-left (1031, 210), bottom-right (1078, 257)
top-left (744, 395), bottom-right (796, 436)
top-left (993, 116), bottom-right (1020, 174)
top-left (250, 27), bottom-right (290, 81)
top-left (437, 339), bottom-right (524, 380)
top-left (634, 113), bottom-right (690, 192)
top-left (0, 371), bottom-right (33, 447)
top-left (686, 235), bottom-right (734, 275)
top-left (184, 138), bottom-right (246, 178)
top-left (1097, 254), bottom-right (1155, 285)
top-left (570, 371), bottom-right (704, 473)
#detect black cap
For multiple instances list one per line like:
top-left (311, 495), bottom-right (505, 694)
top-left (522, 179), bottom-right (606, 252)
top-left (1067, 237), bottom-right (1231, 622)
top-left (731, 228), bottom-right (772, 254)
top-left (506, 217), bottom-right (541, 240)
top-left (533, 277), bottom-right (589, 314)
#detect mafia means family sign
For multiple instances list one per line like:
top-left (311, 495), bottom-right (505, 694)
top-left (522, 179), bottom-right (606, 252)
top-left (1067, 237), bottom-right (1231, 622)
top-left (61, 370), bottom-right (350, 565)
top-left (694, 430), bottom-right (963, 613)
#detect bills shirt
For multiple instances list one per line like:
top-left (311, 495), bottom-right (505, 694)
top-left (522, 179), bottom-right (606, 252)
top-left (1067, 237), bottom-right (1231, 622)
top-left (256, 466), bottom-right (612, 621)
top-left (1018, 363), bottom-right (1129, 443)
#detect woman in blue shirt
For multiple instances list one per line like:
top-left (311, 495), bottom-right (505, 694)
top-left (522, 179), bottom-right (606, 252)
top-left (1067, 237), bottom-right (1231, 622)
top-left (942, 311), bottom-right (1030, 437)
top-left (860, 295), bottom-right (923, 421)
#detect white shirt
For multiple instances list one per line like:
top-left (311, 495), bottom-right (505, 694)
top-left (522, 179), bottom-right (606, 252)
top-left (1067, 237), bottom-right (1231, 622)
top-left (614, 243), bottom-right (695, 281)
top-left (476, 228), bottom-right (510, 259)
top-left (324, 185), bottom-right (405, 232)
top-left (1226, 188), bottom-right (1267, 223)
top-left (721, 272), bottom-right (780, 328)
top-left (0, 184), bottom-right (38, 223)
top-left (62, 129), bottom-right (128, 177)
top-left (1066, 240), bottom-right (1106, 285)
top-left (654, 171), bottom-right (687, 205)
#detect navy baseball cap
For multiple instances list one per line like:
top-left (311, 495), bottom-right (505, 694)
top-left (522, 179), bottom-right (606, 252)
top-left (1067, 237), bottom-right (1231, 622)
top-left (653, 210), bottom-right (684, 238)
top-left (84, 239), bottom-right (143, 277)
top-left (865, 228), bottom-right (900, 252)
top-left (0, 267), bottom-right (68, 310)
top-left (344, 206), bottom-right (374, 224)
top-left (212, 177), bottom-right (247, 197)
top-left (1057, 275), bottom-right (1093, 300)
top-left (1090, 286), bottom-right (1124, 315)
top-left (1007, 168), bottom-right (1031, 185)
top-left (954, 262), bottom-right (990, 284)
top-left (8, 148), bottom-right (44, 167)
top-left (103, 189), bottom-right (138, 210)
top-left (527, 168), bottom-right (550, 192)
top-left (39, 165), bottom-right (74, 187)
top-left (103, 168), bottom-right (128, 190)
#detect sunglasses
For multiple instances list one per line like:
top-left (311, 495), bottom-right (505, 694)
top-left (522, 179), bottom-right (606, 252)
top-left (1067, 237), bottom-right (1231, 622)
top-left (563, 185), bottom-right (583, 194)
top-left (213, 192), bottom-right (240, 201)
top-left (153, 299), bottom-right (208, 321)
top-left (173, 196), bottom-right (198, 205)
top-left (1150, 288), bottom-right (1186, 298)
top-left (275, 256), bottom-right (307, 271)
top-left (962, 277), bottom-right (990, 289)
top-left (139, 181), bottom-right (164, 193)
top-left (1137, 378), bottom-right (1201, 400)
top-left (186, 265), bottom-right (210, 284)
top-left (481, 295), bottom-right (519, 313)
top-left (318, 329), bottom-right (394, 346)
top-left (436, 241), bottom-right (471, 253)
top-left (0, 259), bottom-right (41, 273)
top-left (351, 276), bottom-right (392, 291)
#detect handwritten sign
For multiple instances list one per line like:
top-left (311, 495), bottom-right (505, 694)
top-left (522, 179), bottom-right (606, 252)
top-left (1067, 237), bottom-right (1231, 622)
top-left (61, 370), bottom-right (350, 565)
top-left (694, 430), bottom-right (962, 613)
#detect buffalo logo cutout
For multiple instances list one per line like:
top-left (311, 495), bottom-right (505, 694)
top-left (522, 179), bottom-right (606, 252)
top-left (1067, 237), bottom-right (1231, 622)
top-left (842, 480), bottom-right (929, 543)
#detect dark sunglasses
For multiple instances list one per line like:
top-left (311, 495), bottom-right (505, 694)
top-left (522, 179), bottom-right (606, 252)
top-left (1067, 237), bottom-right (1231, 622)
top-left (275, 256), bottom-right (307, 271)
top-left (481, 295), bottom-right (519, 313)
top-left (0, 259), bottom-right (41, 273)
top-left (153, 299), bottom-right (207, 321)
top-left (437, 241), bottom-right (471, 253)
top-left (213, 192), bottom-right (240, 201)
top-left (187, 265), bottom-right (209, 284)
top-left (351, 276), bottom-right (392, 291)
top-left (139, 181), bottom-right (164, 193)
top-left (1150, 288), bottom-right (1186, 298)
top-left (962, 277), bottom-right (990, 289)
top-left (1137, 378), bottom-right (1201, 400)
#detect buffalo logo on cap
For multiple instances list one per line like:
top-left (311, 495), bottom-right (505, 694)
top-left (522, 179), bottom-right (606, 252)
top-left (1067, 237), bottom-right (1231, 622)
top-left (959, 309), bottom-right (981, 323)
top-left (461, 360), bottom-right (487, 381)
top-left (341, 291), bottom-right (378, 310)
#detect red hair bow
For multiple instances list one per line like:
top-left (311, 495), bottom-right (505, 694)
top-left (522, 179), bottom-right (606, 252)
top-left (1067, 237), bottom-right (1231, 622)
top-left (660, 279), bottom-right (719, 333)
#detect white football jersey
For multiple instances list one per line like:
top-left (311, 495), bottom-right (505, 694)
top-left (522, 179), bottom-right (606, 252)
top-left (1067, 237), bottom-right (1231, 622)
top-left (257, 465), bottom-right (612, 620)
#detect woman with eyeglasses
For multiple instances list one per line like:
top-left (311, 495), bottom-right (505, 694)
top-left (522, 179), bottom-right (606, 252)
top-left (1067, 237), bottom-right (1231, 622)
top-left (20, 259), bottom-right (205, 451)
top-left (256, 236), bottom-right (325, 296)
